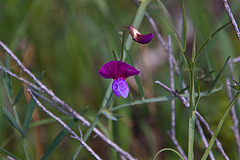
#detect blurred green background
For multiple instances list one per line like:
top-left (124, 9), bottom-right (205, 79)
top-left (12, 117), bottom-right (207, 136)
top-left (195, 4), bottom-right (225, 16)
top-left (0, 0), bottom-right (240, 159)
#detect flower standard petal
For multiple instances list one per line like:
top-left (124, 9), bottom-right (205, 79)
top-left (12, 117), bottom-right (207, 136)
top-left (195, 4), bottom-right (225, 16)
top-left (98, 60), bottom-right (119, 79)
top-left (118, 61), bottom-right (140, 79)
top-left (126, 26), bottom-right (153, 44)
top-left (99, 60), bottom-right (140, 79)
top-left (99, 60), bottom-right (140, 98)
top-left (112, 78), bottom-right (129, 98)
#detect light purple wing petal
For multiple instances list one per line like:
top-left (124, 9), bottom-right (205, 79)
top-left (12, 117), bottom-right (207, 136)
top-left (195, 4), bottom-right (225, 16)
top-left (98, 60), bottom-right (118, 79)
top-left (118, 61), bottom-right (140, 79)
top-left (112, 79), bottom-right (129, 98)
top-left (133, 33), bottom-right (153, 44)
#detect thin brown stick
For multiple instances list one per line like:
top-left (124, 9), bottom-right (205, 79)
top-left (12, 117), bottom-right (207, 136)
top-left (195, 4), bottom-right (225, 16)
top-left (167, 36), bottom-right (187, 160)
top-left (223, 0), bottom-right (240, 43)
top-left (0, 41), bottom-right (136, 160)
top-left (226, 60), bottom-right (240, 158)
top-left (27, 89), bottom-right (102, 160)
top-left (196, 118), bottom-right (215, 160)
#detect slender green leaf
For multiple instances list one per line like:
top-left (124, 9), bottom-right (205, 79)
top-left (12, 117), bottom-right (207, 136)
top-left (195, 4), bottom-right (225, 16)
top-left (195, 77), bottom-right (201, 109)
top-left (112, 50), bottom-right (119, 61)
top-left (198, 29), bottom-right (214, 79)
top-left (156, 0), bottom-right (184, 52)
top-left (201, 91), bottom-right (240, 160)
top-left (0, 147), bottom-right (20, 160)
top-left (125, 48), bottom-right (144, 98)
top-left (208, 56), bottom-right (230, 93)
top-left (23, 98), bottom-right (36, 135)
top-left (195, 21), bottom-right (231, 61)
top-left (41, 118), bottom-right (78, 160)
top-left (153, 148), bottom-right (184, 160)
top-left (181, 0), bottom-right (187, 51)
top-left (192, 24), bottom-right (196, 60)
top-left (121, 29), bottom-right (126, 61)
top-left (1, 106), bottom-right (24, 138)
top-left (3, 54), bottom-right (12, 103)
top-left (199, 70), bottom-right (215, 81)
top-left (13, 86), bottom-right (25, 106)
top-left (101, 110), bottom-right (118, 121)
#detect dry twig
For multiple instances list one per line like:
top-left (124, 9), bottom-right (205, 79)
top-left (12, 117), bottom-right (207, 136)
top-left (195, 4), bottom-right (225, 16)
top-left (27, 89), bottom-right (102, 160)
top-left (0, 41), bottom-right (136, 160)
top-left (223, 0), bottom-right (240, 43)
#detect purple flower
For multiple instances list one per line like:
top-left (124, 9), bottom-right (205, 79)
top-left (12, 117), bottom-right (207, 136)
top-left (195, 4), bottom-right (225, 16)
top-left (127, 26), bottom-right (153, 44)
top-left (99, 60), bottom-right (140, 98)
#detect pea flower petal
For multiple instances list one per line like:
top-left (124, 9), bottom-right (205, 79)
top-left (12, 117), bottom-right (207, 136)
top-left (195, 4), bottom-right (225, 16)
top-left (99, 60), bottom-right (140, 98)
top-left (127, 26), bottom-right (153, 44)
top-left (112, 78), bottom-right (129, 98)
top-left (98, 60), bottom-right (140, 80)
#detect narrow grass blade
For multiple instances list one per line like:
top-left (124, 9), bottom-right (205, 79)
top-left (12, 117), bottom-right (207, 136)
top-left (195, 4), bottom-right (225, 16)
top-left (112, 50), bottom-right (119, 61)
top-left (13, 86), bottom-right (25, 106)
top-left (23, 98), bottom-right (36, 135)
top-left (1, 106), bottom-right (24, 138)
top-left (153, 148), bottom-right (184, 160)
top-left (192, 24), bottom-right (196, 60)
top-left (199, 70), bottom-right (215, 81)
top-left (156, 0), bottom-right (184, 52)
top-left (195, 21), bottom-right (231, 61)
top-left (30, 116), bottom-right (73, 128)
top-left (41, 118), bottom-right (78, 160)
top-left (201, 91), bottom-right (240, 160)
top-left (198, 29), bottom-right (214, 78)
top-left (181, 0), bottom-right (187, 51)
top-left (0, 147), bottom-right (20, 160)
top-left (3, 54), bottom-right (12, 103)
top-left (101, 110), bottom-right (118, 121)
top-left (208, 56), bottom-right (230, 93)
top-left (195, 77), bottom-right (201, 109)
top-left (125, 48), bottom-right (144, 98)
top-left (178, 53), bottom-right (184, 91)
top-left (23, 71), bottom-right (45, 134)
top-left (110, 83), bottom-right (222, 112)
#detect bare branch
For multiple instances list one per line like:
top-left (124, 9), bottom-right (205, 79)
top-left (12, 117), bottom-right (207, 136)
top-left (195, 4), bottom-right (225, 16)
top-left (166, 36), bottom-right (187, 160)
top-left (155, 80), bottom-right (190, 108)
top-left (195, 112), bottom-right (229, 160)
top-left (0, 41), bottom-right (136, 160)
top-left (27, 89), bottom-right (102, 160)
top-left (226, 80), bottom-right (240, 158)
top-left (155, 80), bottom-right (229, 159)
top-left (0, 65), bottom-right (44, 93)
top-left (196, 118), bottom-right (215, 160)
top-left (223, 0), bottom-right (240, 43)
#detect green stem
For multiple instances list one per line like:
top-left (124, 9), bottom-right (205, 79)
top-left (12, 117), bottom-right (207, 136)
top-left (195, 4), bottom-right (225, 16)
top-left (188, 62), bottom-right (195, 160)
top-left (22, 139), bottom-right (30, 160)
top-left (201, 91), bottom-right (240, 160)
top-left (120, 29), bottom-right (126, 61)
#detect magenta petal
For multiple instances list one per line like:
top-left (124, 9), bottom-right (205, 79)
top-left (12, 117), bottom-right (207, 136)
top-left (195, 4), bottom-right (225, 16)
top-left (98, 60), bottom-right (119, 79)
top-left (118, 61), bottom-right (140, 79)
top-left (134, 33), bottom-right (153, 44)
top-left (112, 79), bottom-right (129, 98)
top-left (99, 60), bottom-right (140, 79)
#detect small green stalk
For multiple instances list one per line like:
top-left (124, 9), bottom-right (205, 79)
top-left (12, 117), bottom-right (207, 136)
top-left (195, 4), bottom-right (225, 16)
top-left (120, 29), bottom-right (126, 61)
top-left (188, 62), bottom-right (196, 160)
